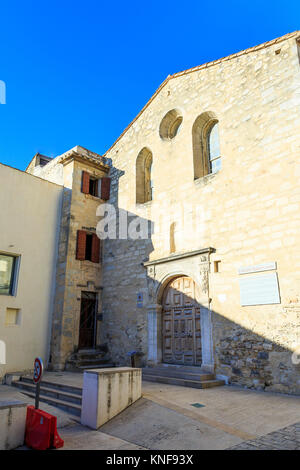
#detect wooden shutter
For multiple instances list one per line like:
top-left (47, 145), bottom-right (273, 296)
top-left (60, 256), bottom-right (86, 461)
top-left (76, 230), bottom-right (87, 260)
top-left (91, 233), bottom-right (100, 263)
top-left (100, 177), bottom-right (111, 200)
top-left (81, 171), bottom-right (90, 194)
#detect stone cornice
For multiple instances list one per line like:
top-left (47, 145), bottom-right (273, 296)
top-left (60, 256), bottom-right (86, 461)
top-left (143, 247), bottom-right (215, 267)
top-left (60, 146), bottom-right (110, 172)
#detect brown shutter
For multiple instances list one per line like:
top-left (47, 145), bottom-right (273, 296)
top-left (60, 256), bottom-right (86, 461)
top-left (76, 230), bottom-right (87, 260)
top-left (100, 177), bottom-right (111, 200)
top-left (81, 171), bottom-right (90, 194)
top-left (91, 233), bottom-right (100, 263)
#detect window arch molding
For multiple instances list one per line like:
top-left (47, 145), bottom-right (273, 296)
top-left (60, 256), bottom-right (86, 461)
top-left (159, 108), bottom-right (183, 140)
top-left (192, 111), bottom-right (221, 179)
top-left (136, 147), bottom-right (153, 204)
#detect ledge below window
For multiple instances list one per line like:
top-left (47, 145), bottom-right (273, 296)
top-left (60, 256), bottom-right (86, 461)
top-left (135, 200), bottom-right (153, 208)
top-left (194, 171), bottom-right (219, 187)
top-left (83, 193), bottom-right (101, 201)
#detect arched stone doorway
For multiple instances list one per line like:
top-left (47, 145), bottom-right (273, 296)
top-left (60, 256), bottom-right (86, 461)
top-left (144, 248), bottom-right (215, 372)
top-left (162, 276), bottom-right (202, 365)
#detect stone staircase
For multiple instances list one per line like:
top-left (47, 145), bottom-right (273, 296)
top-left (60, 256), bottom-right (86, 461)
top-left (11, 376), bottom-right (82, 417)
top-left (10, 349), bottom-right (114, 417)
top-left (142, 364), bottom-right (225, 389)
top-left (65, 348), bottom-right (115, 371)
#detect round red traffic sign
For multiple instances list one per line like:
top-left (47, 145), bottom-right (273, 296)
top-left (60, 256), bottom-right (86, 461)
top-left (33, 357), bottom-right (44, 384)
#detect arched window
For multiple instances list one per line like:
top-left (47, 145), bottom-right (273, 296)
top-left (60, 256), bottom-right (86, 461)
top-left (192, 111), bottom-right (221, 179)
top-left (149, 160), bottom-right (154, 200)
top-left (159, 109), bottom-right (183, 140)
top-left (208, 122), bottom-right (221, 174)
top-left (136, 147), bottom-right (153, 203)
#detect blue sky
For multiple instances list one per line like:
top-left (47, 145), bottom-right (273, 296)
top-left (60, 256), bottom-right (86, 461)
top-left (0, 0), bottom-right (299, 170)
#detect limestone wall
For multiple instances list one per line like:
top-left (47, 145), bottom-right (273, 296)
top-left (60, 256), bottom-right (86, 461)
top-left (102, 34), bottom-right (300, 393)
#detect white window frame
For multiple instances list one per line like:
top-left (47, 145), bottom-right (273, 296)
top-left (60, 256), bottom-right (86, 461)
top-left (0, 252), bottom-right (21, 296)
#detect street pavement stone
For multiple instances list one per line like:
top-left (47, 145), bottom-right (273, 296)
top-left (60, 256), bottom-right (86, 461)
top-left (228, 423), bottom-right (300, 450)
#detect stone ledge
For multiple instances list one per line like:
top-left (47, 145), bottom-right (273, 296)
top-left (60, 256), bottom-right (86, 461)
top-left (144, 247), bottom-right (215, 267)
top-left (0, 400), bottom-right (26, 410)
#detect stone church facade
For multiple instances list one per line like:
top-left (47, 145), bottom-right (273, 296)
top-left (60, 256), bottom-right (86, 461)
top-left (1, 31), bottom-right (299, 395)
top-left (100, 31), bottom-right (300, 394)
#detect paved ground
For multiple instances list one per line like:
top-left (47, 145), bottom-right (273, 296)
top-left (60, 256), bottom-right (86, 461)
top-left (1, 373), bottom-right (300, 450)
top-left (142, 381), bottom-right (300, 438)
top-left (101, 396), bottom-right (241, 449)
top-left (101, 381), bottom-right (300, 450)
top-left (228, 423), bottom-right (300, 450)
top-left (57, 425), bottom-right (145, 451)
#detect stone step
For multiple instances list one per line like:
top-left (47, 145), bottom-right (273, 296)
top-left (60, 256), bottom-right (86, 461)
top-left (143, 374), bottom-right (225, 389)
top-left (72, 348), bottom-right (108, 360)
top-left (65, 347), bottom-right (114, 372)
top-left (76, 363), bottom-right (115, 370)
top-left (74, 358), bottom-right (113, 367)
top-left (142, 368), bottom-right (214, 381)
top-left (14, 389), bottom-right (81, 417)
top-left (153, 364), bottom-right (207, 373)
top-left (77, 348), bottom-right (106, 354)
top-left (12, 380), bottom-right (82, 405)
top-left (72, 353), bottom-right (107, 361)
top-left (19, 376), bottom-right (82, 396)
top-left (65, 361), bottom-right (115, 372)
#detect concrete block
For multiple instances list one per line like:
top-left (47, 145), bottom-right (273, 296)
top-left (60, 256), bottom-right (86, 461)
top-left (81, 367), bottom-right (142, 429)
top-left (0, 401), bottom-right (27, 450)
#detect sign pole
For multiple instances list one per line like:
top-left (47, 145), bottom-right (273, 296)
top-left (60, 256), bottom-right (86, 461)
top-left (33, 357), bottom-right (44, 410)
top-left (35, 382), bottom-right (41, 410)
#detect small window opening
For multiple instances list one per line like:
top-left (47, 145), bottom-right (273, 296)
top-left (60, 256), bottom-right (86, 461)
top-left (85, 234), bottom-right (93, 261)
top-left (36, 154), bottom-right (52, 168)
top-left (39, 158), bottom-right (49, 167)
top-left (149, 161), bottom-right (154, 200)
top-left (159, 109), bottom-right (183, 140)
top-left (192, 111), bottom-right (221, 179)
top-left (214, 260), bottom-right (221, 273)
top-left (168, 116), bottom-right (183, 139)
top-left (0, 253), bottom-right (18, 295)
top-left (89, 178), bottom-right (98, 197)
top-left (208, 122), bottom-right (221, 174)
top-left (136, 148), bottom-right (153, 203)
top-left (5, 308), bottom-right (21, 326)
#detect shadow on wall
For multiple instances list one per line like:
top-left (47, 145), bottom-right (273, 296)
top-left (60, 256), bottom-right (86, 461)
top-left (212, 307), bottom-right (300, 395)
top-left (100, 166), bottom-right (300, 396)
top-left (100, 166), bottom-right (154, 364)
top-left (152, 275), bottom-right (300, 395)
top-left (49, 186), bottom-right (72, 368)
